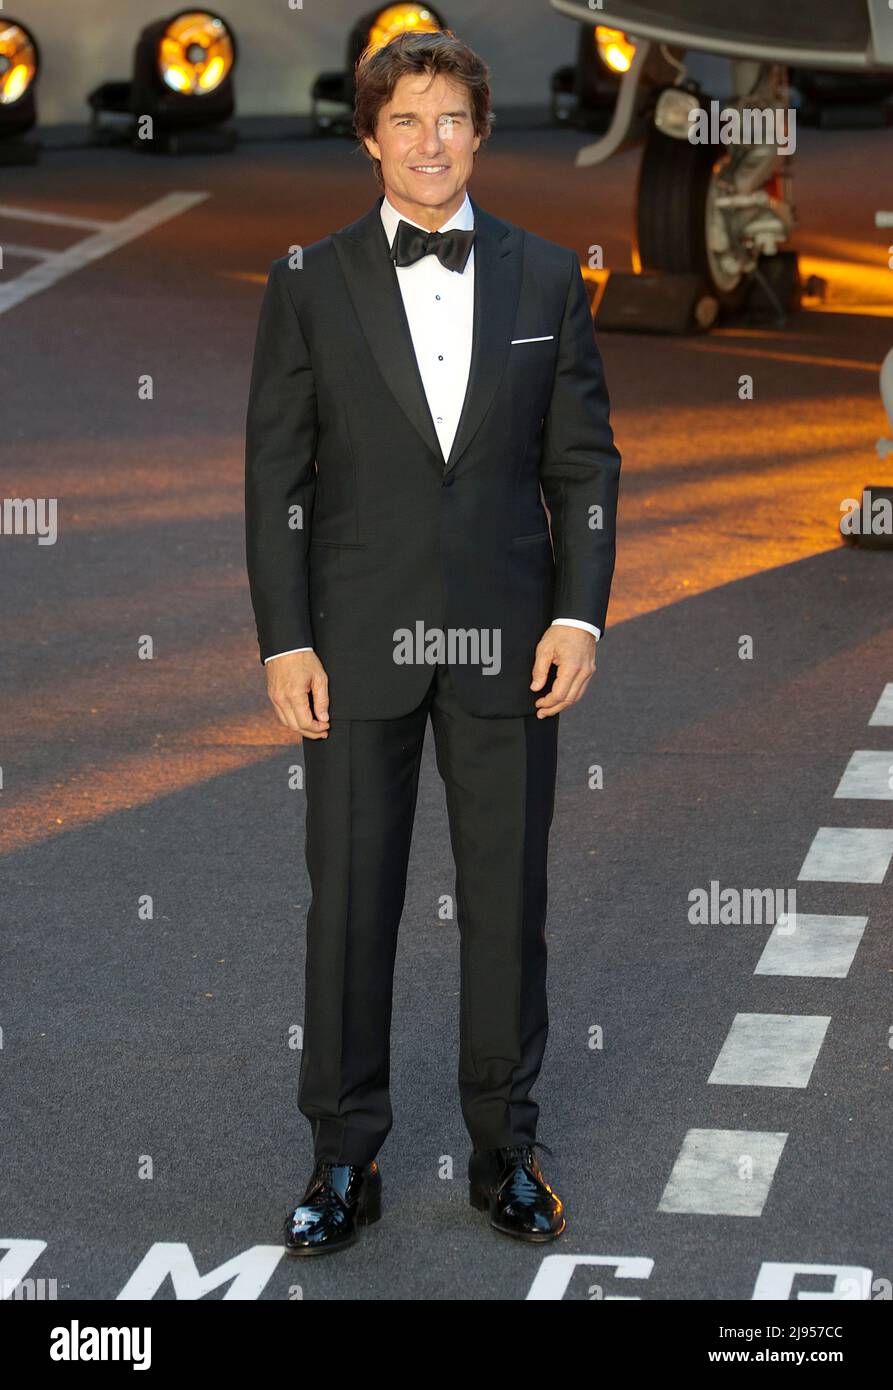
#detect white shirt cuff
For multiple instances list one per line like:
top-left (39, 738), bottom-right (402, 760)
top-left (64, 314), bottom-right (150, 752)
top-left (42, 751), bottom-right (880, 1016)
top-left (553, 618), bottom-right (601, 641)
top-left (264, 647), bottom-right (313, 663)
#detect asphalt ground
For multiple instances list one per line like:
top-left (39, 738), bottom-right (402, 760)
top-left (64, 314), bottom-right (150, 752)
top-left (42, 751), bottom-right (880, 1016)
top-left (1, 117), bottom-right (892, 1305)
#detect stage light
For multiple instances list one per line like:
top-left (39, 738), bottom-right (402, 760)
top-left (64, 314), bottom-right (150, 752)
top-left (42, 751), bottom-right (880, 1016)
top-left (312, 4), bottom-right (448, 134)
top-left (595, 26), bottom-right (635, 75)
top-left (0, 21), bottom-right (36, 104)
top-left (550, 22), bottom-right (627, 129)
top-left (157, 11), bottom-right (234, 94)
top-left (0, 19), bottom-right (40, 164)
top-left (88, 10), bottom-right (238, 154)
top-left (368, 6), bottom-right (443, 52)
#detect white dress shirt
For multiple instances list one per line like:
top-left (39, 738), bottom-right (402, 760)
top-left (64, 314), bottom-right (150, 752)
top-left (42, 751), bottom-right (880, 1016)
top-left (265, 193), bottom-right (600, 662)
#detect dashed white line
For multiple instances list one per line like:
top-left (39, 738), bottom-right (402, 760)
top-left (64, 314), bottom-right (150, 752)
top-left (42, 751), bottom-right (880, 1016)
top-left (754, 913), bottom-right (867, 978)
top-left (708, 1012), bottom-right (830, 1088)
top-left (868, 683), bottom-right (893, 725)
top-left (834, 749), bottom-right (893, 799)
top-left (656, 683), bottom-right (892, 1236)
top-left (658, 1128), bottom-right (789, 1217)
top-left (798, 826), bottom-right (893, 882)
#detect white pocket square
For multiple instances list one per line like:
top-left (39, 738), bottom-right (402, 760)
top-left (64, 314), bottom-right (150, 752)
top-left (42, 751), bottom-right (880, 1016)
top-left (511, 335), bottom-right (554, 344)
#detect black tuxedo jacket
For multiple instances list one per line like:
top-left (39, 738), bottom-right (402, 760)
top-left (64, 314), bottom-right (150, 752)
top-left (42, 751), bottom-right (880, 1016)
top-left (244, 194), bottom-right (621, 719)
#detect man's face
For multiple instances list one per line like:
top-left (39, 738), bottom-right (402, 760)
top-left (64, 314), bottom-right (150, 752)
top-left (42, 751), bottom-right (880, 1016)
top-left (363, 69), bottom-right (481, 228)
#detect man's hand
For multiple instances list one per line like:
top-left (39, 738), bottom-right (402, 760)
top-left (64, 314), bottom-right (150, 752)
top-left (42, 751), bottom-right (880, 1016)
top-left (265, 651), bottom-right (330, 741)
top-left (530, 624), bottom-right (597, 718)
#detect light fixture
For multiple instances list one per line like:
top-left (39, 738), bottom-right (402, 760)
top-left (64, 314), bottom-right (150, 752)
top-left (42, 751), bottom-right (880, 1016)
top-left (88, 10), bottom-right (238, 154)
top-left (595, 26), bottom-right (636, 75)
top-left (367, 5), bottom-right (443, 52)
top-left (653, 86), bottom-right (700, 140)
top-left (550, 21), bottom-right (630, 129)
top-left (311, 4), bottom-right (448, 135)
top-left (156, 10), bottom-right (234, 94)
top-left (0, 19), bottom-right (40, 164)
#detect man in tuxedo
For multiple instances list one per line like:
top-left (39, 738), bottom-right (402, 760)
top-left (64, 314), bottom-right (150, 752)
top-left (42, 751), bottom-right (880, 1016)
top-left (245, 29), bottom-right (621, 1255)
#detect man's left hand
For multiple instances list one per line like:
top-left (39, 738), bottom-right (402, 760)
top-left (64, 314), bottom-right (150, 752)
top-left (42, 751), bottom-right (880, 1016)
top-left (530, 624), bottom-right (597, 718)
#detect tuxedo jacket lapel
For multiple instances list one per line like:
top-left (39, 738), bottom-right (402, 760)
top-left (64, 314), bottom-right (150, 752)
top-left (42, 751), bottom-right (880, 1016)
top-left (445, 196), bottom-right (522, 474)
top-left (332, 198), bottom-right (441, 462)
top-left (331, 194), bottom-right (523, 474)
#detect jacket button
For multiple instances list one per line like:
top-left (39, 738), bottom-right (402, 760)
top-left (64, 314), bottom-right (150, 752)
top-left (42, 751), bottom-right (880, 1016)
top-left (443, 473), bottom-right (454, 487)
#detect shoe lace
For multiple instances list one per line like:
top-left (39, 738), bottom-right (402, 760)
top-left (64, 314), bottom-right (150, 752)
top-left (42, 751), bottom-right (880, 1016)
top-left (496, 1141), bottom-right (554, 1197)
top-left (501, 1140), bottom-right (553, 1164)
top-left (305, 1158), bottom-right (349, 1207)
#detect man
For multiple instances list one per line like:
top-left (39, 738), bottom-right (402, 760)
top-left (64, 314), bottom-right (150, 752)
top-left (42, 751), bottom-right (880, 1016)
top-left (245, 29), bottom-right (621, 1256)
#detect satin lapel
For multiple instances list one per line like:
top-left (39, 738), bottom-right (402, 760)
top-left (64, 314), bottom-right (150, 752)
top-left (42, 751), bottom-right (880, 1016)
top-left (332, 198), bottom-right (442, 463)
top-left (444, 198), bottom-right (522, 475)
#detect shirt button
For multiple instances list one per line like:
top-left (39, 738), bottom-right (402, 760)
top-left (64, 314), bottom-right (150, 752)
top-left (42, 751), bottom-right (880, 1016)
top-left (435, 294), bottom-right (441, 301)
top-left (436, 416), bottom-right (443, 424)
top-left (437, 355), bottom-right (444, 361)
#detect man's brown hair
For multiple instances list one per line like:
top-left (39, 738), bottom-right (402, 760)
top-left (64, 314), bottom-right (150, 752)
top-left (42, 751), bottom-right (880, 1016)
top-left (354, 30), bottom-right (493, 186)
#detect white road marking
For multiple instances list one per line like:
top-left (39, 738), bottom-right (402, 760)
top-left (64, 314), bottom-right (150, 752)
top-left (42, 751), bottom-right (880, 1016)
top-left (116, 1241), bottom-right (283, 1300)
top-left (0, 203), bottom-right (111, 231)
top-left (752, 1262), bottom-right (875, 1300)
top-left (708, 1012), bottom-right (830, 1088)
top-left (798, 826), bottom-right (893, 882)
top-left (868, 683), bottom-right (893, 726)
top-left (658, 1128), bottom-right (788, 1216)
top-left (526, 1254), bottom-right (654, 1301)
top-left (1, 242), bottom-right (56, 261)
top-left (0, 192), bottom-right (209, 315)
top-left (659, 691), bottom-right (890, 1234)
top-left (834, 749), bottom-right (893, 799)
top-left (755, 913), bottom-right (867, 978)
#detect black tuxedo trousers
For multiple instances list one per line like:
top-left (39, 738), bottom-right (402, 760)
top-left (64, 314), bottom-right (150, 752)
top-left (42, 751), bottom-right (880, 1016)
top-left (299, 661), bottom-right (559, 1162)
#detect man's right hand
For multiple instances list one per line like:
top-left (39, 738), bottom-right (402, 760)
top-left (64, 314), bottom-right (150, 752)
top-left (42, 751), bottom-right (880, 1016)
top-left (265, 650), bottom-right (330, 741)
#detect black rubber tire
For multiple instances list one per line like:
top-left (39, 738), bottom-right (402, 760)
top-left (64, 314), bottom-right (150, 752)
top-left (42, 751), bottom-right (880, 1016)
top-left (635, 127), bottom-right (749, 314)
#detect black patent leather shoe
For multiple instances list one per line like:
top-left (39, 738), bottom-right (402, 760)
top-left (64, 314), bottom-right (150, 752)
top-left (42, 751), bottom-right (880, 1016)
top-left (283, 1158), bottom-right (381, 1256)
top-left (468, 1143), bottom-right (565, 1242)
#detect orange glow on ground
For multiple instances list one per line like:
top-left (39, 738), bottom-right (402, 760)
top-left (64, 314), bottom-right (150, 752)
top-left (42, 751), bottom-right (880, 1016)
top-left (606, 394), bottom-right (884, 631)
top-left (1, 705), bottom-right (297, 856)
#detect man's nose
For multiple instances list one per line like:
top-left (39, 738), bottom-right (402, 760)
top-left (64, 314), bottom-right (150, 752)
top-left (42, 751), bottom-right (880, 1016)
top-left (416, 122), bottom-right (445, 156)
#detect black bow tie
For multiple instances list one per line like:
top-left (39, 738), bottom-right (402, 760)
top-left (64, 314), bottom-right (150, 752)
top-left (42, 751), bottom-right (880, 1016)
top-left (391, 219), bottom-right (476, 273)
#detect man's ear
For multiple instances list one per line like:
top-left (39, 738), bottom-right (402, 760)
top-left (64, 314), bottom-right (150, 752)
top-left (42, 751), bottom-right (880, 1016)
top-left (363, 134), bottom-right (381, 162)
